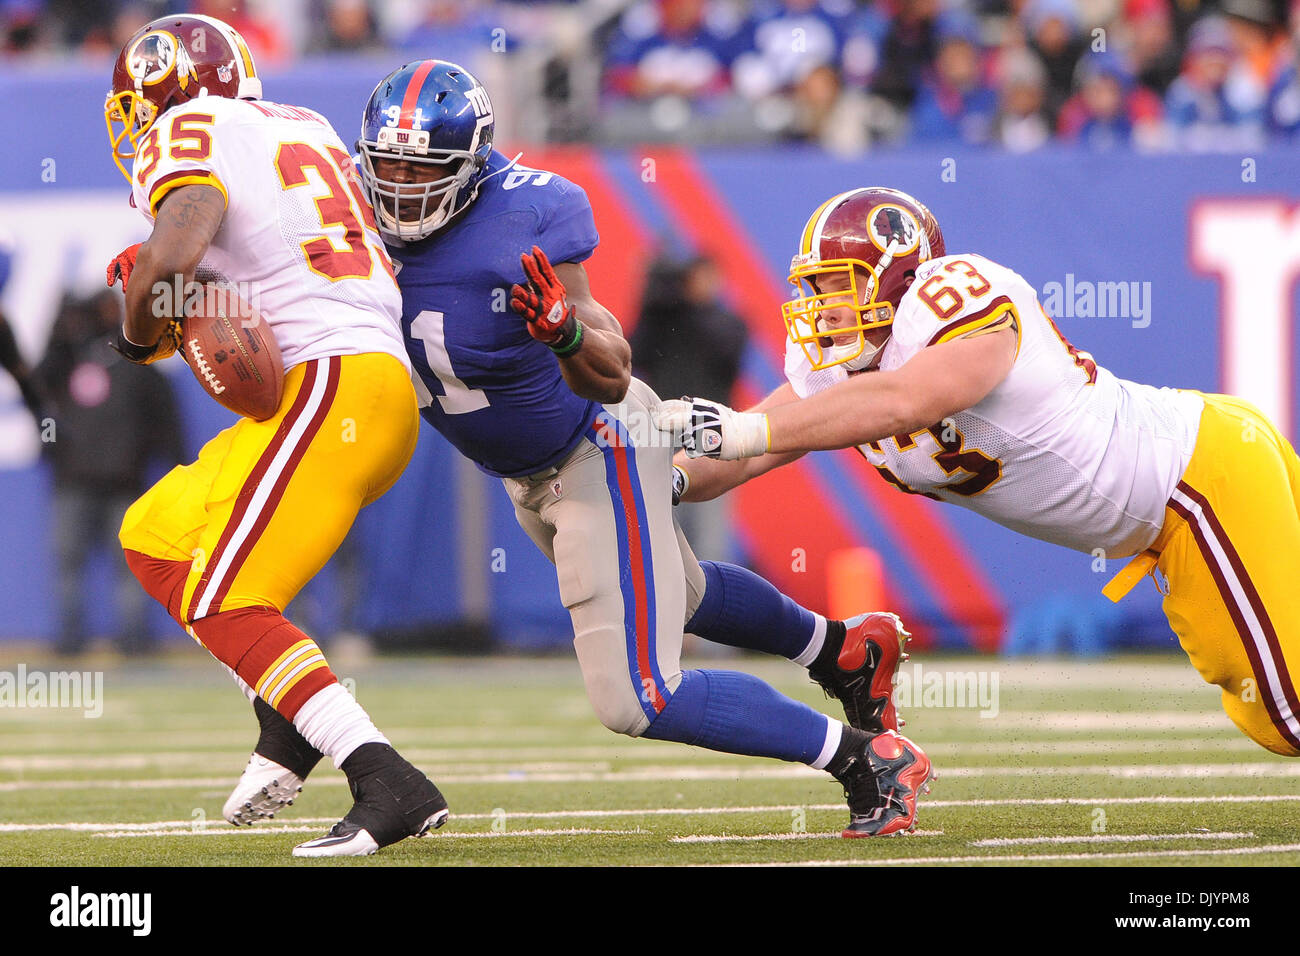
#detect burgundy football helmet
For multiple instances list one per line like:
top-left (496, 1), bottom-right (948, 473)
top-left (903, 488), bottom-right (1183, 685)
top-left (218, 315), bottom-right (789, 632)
top-left (105, 14), bottom-right (262, 182)
top-left (783, 187), bottom-right (945, 370)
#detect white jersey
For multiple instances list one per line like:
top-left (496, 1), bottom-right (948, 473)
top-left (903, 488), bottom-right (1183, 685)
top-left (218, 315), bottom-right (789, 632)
top-left (785, 254), bottom-right (1204, 557)
top-left (130, 95), bottom-right (408, 373)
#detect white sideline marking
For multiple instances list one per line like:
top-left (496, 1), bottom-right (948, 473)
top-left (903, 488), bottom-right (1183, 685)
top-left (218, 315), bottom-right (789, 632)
top-left (920, 737), bottom-right (1258, 756)
top-left (922, 793), bottom-right (1300, 808)
top-left (970, 831), bottom-right (1254, 847)
top-left (997, 712), bottom-right (1227, 731)
top-left (5, 761), bottom-right (1299, 791)
top-left (0, 736), bottom-right (1261, 770)
top-left (0, 819), bottom-right (335, 833)
top-left (735, 843), bottom-right (1300, 866)
top-left (91, 826), bottom-right (640, 840)
top-left (5, 794), bottom-right (1297, 836)
top-left (934, 762), bottom-right (1300, 779)
top-left (0, 777), bottom-right (245, 792)
top-left (671, 830), bottom-right (944, 843)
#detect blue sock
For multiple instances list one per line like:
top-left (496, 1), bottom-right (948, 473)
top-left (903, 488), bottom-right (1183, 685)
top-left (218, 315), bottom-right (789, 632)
top-left (686, 561), bottom-right (822, 660)
top-left (643, 669), bottom-right (834, 765)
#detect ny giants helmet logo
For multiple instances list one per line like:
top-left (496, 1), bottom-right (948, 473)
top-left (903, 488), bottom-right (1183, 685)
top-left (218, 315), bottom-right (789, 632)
top-left (868, 204), bottom-right (921, 256)
top-left (127, 30), bottom-right (198, 91)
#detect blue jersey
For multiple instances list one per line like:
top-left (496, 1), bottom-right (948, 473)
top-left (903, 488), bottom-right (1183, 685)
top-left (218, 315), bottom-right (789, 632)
top-left (388, 151), bottom-right (601, 478)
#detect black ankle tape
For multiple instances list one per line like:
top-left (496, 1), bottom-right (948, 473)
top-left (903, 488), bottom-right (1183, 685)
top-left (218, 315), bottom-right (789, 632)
top-left (253, 696), bottom-right (324, 779)
top-left (340, 743), bottom-right (445, 845)
top-left (827, 726), bottom-right (871, 780)
top-left (811, 620), bottom-right (849, 674)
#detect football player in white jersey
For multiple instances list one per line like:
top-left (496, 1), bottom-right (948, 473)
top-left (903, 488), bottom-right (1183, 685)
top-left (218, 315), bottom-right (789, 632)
top-left (659, 187), bottom-right (1300, 758)
top-left (104, 14), bottom-right (447, 856)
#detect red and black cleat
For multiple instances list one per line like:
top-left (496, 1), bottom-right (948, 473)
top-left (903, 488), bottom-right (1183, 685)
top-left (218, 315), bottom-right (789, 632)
top-left (809, 612), bottom-right (912, 734)
top-left (836, 730), bottom-right (935, 838)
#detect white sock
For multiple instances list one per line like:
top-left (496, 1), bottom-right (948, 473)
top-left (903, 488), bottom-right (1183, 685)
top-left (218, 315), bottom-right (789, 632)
top-left (793, 613), bottom-right (829, 668)
top-left (293, 682), bottom-right (389, 769)
top-left (809, 716), bottom-right (842, 770)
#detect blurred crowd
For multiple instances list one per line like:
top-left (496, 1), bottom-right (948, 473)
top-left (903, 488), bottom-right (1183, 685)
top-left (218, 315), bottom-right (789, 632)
top-left (4, 0), bottom-right (1299, 148)
top-left (0, 280), bottom-right (185, 656)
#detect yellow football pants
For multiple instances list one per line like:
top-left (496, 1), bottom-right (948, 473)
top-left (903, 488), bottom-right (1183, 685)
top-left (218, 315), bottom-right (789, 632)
top-left (1148, 393), bottom-right (1300, 756)
top-left (119, 352), bottom-right (418, 623)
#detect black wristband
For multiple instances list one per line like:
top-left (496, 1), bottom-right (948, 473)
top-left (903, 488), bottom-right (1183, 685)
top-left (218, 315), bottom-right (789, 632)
top-left (548, 319), bottom-right (584, 357)
top-left (109, 327), bottom-right (158, 364)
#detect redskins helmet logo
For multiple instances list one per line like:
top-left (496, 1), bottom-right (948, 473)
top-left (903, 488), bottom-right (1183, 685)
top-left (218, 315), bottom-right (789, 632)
top-left (867, 204), bottom-right (921, 256)
top-left (127, 30), bottom-right (199, 91)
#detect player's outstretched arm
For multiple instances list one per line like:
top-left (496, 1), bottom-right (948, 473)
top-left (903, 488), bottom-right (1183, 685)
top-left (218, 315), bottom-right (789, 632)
top-left (117, 184), bottom-right (226, 353)
top-left (510, 246), bottom-right (631, 404)
top-left (675, 383), bottom-right (806, 500)
top-left (765, 328), bottom-right (1017, 454)
top-left (551, 261), bottom-right (631, 404)
top-left (659, 329), bottom-right (1017, 461)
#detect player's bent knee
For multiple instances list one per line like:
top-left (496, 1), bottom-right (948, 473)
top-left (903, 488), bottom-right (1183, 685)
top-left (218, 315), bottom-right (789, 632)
top-left (582, 673), bottom-right (651, 738)
top-left (123, 550), bottom-right (192, 626)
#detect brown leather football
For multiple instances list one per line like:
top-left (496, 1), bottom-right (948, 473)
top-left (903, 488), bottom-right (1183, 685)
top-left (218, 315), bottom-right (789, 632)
top-left (180, 284), bottom-right (284, 421)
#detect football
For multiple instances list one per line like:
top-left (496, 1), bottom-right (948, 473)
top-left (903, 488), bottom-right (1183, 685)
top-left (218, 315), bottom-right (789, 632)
top-left (180, 283), bottom-right (284, 421)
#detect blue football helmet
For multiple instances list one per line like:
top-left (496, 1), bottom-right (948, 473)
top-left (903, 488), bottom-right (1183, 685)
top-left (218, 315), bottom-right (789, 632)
top-left (358, 60), bottom-right (495, 241)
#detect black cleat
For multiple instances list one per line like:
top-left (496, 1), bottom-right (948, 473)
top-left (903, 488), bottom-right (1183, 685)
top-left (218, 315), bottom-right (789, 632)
top-left (293, 743), bottom-right (448, 857)
top-left (835, 730), bottom-right (934, 838)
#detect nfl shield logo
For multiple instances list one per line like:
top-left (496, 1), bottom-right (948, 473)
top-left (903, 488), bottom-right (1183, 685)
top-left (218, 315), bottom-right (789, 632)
top-left (551, 478), bottom-right (563, 499)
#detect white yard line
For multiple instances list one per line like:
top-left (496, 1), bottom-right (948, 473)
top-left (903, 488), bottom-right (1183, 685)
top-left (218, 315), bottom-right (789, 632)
top-left (0, 736), bottom-right (1260, 769)
top-left (931, 762), bottom-right (1300, 778)
top-left (988, 712), bottom-right (1227, 731)
top-left (969, 831), bottom-right (1255, 847)
top-left (671, 830), bottom-right (944, 843)
top-left (921, 793), bottom-right (1300, 808)
top-left (4, 761), bottom-right (1298, 791)
top-left (731, 843), bottom-right (1300, 865)
top-left (90, 826), bottom-right (641, 840)
top-left (4, 794), bottom-right (1296, 836)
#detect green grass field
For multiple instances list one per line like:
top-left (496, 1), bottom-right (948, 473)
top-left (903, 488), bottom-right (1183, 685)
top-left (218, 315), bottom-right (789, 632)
top-left (1, 649), bottom-right (1297, 866)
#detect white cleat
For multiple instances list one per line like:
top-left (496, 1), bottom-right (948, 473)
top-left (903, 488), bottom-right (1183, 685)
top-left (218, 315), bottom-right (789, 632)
top-left (292, 808), bottom-right (449, 858)
top-left (224, 753), bottom-right (306, 826)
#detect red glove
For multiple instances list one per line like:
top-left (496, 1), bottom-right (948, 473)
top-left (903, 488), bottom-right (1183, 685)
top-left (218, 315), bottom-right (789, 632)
top-left (510, 245), bottom-right (582, 355)
top-left (106, 243), bottom-right (142, 293)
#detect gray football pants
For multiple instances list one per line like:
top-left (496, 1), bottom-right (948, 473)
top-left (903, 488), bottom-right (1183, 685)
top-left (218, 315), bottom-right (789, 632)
top-left (504, 378), bottom-right (706, 736)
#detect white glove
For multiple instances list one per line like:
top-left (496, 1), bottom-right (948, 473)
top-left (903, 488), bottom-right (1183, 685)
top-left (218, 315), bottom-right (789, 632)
top-left (654, 397), bottom-right (770, 460)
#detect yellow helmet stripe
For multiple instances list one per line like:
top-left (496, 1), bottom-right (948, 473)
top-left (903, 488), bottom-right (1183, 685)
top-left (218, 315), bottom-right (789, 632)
top-left (801, 194), bottom-right (841, 255)
top-left (234, 35), bottom-right (256, 78)
top-left (803, 187), bottom-right (878, 256)
top-left (189, 13), bottom-right (258, 79)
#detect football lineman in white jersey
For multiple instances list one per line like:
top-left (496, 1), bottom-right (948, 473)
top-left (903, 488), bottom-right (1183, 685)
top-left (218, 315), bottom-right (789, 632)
top-left (660, 187), bottom-right (1300, 758)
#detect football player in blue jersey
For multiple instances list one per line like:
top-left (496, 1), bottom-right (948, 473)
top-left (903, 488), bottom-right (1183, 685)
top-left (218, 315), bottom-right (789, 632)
top-left (224, 60), bottom-right (933, 853)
